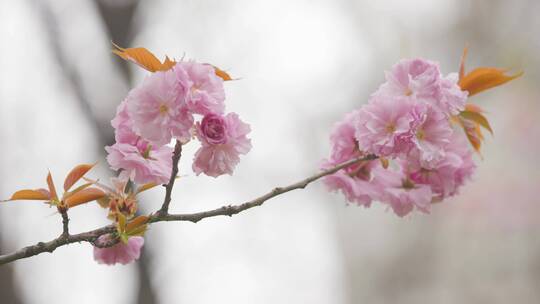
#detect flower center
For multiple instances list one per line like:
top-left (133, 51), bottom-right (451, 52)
top-left (402, 178), bottom-right (415, 190)
top-left (416, 129), bottom-right (425, 140)
top-left (159, 104), bottom-right (169, 115)
top-left (404, 87), bottom-right (413, 96)
top-left (141, 145), bottom-right (152, 159)
top-left (190, 84), bottom-right (201, 94)
top-left (386, 123), bottom-right (396, 133)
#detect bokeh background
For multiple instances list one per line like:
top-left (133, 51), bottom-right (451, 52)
top-left (0, 0), bottom-right (538, 303)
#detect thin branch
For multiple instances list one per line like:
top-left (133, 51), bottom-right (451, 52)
top-left (152, 154), bottom-right (378, 223)
top-left (0, 225), bottom-right (116, 265)
top-left (0, 154), bottom-right (376, 266)
top-left (158, 140), bottom-right (182, 215)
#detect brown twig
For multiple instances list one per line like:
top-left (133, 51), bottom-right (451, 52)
top-left (158, 140), bottom-right (182, 215)
top-left (0, 225), bottom-right (116, 265)
top-left (0, 154), bottom-right (376, 266)
top-left (59, 208), bottom-right (70, 237)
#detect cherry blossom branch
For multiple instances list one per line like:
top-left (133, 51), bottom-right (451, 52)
top-left (0, 154), bottom-right (376, 266)
top-left (151, 154), bottom-right (378, 223)
top-left (0, 225), bottom-right (116, 265)
top-left (158, 140), bottom-right (182, 215)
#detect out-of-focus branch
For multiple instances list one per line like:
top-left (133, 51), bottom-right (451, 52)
top-left (0, 154), bottom-right (377, 266)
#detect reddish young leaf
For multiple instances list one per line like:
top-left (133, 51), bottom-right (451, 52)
top-left (126, 226), bottom-right (148, 237)
top-left (3, 189), bottom-right (51, 202)
top-left (64, 182), bottom-right (94, 200)
top-left (112, 43), bottom-right (176, 72)
top-left (63, 163), bottom-right (95, 192)
top-left (162, 56), bottom-right (177, 71)
top-left (126, 215), bottom-right (149, 234)
top-left (459, 47), bottom-right (468, 81)
top-left (136, 182), bottom-right (158, 194)
top-left (46, 172), bottom-right (58, 201)
top-left (64, 188), bottom-right (106, 208)
top-left (459, 118), bottom-right (484, 153)
top-left (96, 197), bottom-right (110, 208)
top-left (211, 65), bottom-right (233, 81)
top-left (459, 67), bottom-right (523, 97)
top-left (460, 110), bottom-right (493, 134)
top-left (463, 103), bottom-right (483, 113)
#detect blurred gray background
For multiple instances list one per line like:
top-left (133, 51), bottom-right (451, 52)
top-left (0, 0), bottom-right (538, 303)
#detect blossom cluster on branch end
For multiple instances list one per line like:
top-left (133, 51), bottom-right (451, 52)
top-left (322, 51), bottom-right (521, 217)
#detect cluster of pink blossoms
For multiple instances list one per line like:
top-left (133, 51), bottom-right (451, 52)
top-left (323, 59), bottom-right (475, 217)
top-left (96, 61), bottom-right (251, 265)
top-left (106, 61), bottom-right (252, 184)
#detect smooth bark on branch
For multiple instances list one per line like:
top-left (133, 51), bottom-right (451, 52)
top-left (0, 154), bottom-right (376, 266)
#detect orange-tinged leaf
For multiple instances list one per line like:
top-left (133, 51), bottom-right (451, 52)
top-left (117, 212), bottom-right (127, 234)
top-left (96, 197), bottom-right (110, 208)
top-left (459, 67), bottom-right (523, 97)
top-left (459, 47), bottom-right (468, 80)
top-left (3, 189), bottom-right (50, 202)
top-left (112, 43), bottom-right (176, 72)
top-left (64, 188), bottom-right (106, 208)
top-left (64, 182), bottom-right (94, 200)
top-left (63, 163), bottom-right (95, 192)
top-left (464, 103), bottom-right (484, 113)
top-left (460, 110), bottom-right (493, 134)
top-left (47, 172), bottom-right (58, 201)
top-left (127, 226), bottom-right (148, 237)
top-left (460, 118), bottom-right (484, 153)
top-left (162, 56), bottom-right (177, 71)
top-left (465, 128), bottom-right (482, 153)
top-left (136, 182), bottom-right (158, 194)
top-left (211, 65), bottom-right (232, 81)
top-left (126, 215), bottom-right (149, 233)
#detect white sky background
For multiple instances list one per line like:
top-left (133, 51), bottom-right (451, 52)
top-left (0, 0), bottom-right (539, 303)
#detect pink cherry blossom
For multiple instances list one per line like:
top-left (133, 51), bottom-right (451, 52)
top-left (322, 57), bottom-right (478, 216)
top-left (322, 111), bottom-right (381, 206)
top-left (372, 166), bottom-right (432, 217)
top-left (105, 141), bottom-right (173, 185)
top-left (93, 235), bottom-right (144, 265)
top-left (354, 95), bottom-right (417, 157)
top-left (379, 58), bottom-right (441, 101)
top-left (193, 113), bottom-right (251, 177)
top-left (127, 69), bottom-right (193, 146)
top-left (198, 113), bottom-right (227, 145)
top-left (322, 170), bottom-right (377, 206)
top-left (322, 157), bottom-right (381, 207)
top-left (175, 62), bottom-right (225, 115)
top-left (401, 104), bottom-right (454, 168)
top-left (327, 110), bottom-right (362, 163)
top-left (111, 99), bottom-right (138, 144)
top-left (436, 73), bottom-right (468, 116)
top-left (408, 133), bottom-right (475, 199)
